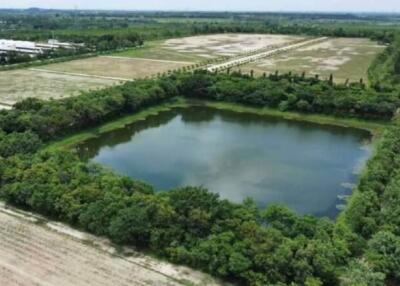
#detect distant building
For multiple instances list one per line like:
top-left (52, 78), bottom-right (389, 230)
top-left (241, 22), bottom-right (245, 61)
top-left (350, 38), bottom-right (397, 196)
top-left (0, 39), bottom-right (84, 56)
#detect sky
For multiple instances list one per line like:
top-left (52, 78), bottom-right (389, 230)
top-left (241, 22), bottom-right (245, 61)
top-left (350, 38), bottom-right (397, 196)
top-left (1, 0), bottom-right (399, 13)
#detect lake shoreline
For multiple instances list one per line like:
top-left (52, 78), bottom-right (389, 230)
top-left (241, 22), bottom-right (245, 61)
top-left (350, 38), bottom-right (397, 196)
top-left (46, 97), bottom-right (388, 151)
top-left (76, 103), bottom-right (375, 217)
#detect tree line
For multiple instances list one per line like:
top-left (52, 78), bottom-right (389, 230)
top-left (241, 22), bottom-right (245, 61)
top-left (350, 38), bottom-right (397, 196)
top-left (369, 33), bottom-right (400, 91)
top-left (179, 71), bottom-right (400, 120)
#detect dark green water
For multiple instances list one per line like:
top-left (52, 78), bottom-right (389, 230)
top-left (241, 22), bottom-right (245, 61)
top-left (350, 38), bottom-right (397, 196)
top-left (77, 105), bottom-right (372, 218)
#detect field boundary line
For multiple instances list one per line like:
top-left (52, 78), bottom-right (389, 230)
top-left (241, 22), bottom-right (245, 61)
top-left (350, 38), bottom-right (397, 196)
top-left (102, 55), bottom-right (194, 65)
top-left (28, 68), bottom-right (132, 82)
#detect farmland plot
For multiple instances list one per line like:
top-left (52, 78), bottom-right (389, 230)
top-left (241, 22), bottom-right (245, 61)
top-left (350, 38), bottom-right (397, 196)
top-left (115, 34), bottom-right (306, 61)
top-left (0, 203), bottom-right (223, 286)
top-left (236, 38), bottom-right (385, 83)
top-left (0, 56), bottom-right (192, 106)
top-left (39, 56), bottom-right (193, 80)
top-left (0, 69), bottom-right (118, 106)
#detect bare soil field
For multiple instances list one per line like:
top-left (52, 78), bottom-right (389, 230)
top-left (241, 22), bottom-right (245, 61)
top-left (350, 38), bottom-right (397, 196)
top-left (40, 56), bottom-right (192, 80)
top-left (0, 69), bottom-right (118, 106)
top-left (236, 38), bottom-right (385, 83)
top-left (0, 56), bottom-right (191, 106)
top-left (114, 34), bottom-right (306, 61)
top-left (0, 202), bottom-right (223, 286)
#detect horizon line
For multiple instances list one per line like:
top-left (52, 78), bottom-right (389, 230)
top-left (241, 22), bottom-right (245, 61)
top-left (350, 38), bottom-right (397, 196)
top-left (1, 7), bottom-right (400, 14)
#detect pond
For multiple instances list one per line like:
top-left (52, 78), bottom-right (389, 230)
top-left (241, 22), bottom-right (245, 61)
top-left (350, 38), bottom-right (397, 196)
top-left (77, 105), bottom-right (372, 218)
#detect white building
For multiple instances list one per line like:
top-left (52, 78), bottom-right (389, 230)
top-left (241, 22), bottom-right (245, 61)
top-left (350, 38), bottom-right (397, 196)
top-left (0, 39), bottom-right (83, 56)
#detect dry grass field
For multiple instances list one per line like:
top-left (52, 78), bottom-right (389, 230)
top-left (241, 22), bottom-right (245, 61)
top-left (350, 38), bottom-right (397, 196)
top-left (0, 69), bottom-right (119, 106)
top-left (0, 203), bottom-right (223, 286)
top-left (39, 56), bottom-right (192, 80)
top-left (115, 34), bottom-right (306, 61)
top-left (0, 56), bottom-right (192, 106)
top-left (236, 37), bottom-right (385, 83)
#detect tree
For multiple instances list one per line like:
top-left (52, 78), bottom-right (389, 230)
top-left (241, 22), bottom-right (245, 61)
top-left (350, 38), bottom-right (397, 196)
top-left (108, 204), bottom-right (152, 246)
top-left (341, 260), bottom-right (386, 286)
top-left (366, 231), bottom-right (400, 281)
top-left (0, 131), bottom-right (42, 157)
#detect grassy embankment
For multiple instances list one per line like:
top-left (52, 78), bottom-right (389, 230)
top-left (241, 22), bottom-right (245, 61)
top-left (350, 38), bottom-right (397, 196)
top-left (46, 97), bottom-right (390, 151)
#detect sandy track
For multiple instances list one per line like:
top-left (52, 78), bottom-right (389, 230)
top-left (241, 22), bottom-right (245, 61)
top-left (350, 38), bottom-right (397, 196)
top-left (0, 203), bottom-right (223, 286)
top-left (207, 37), bottom-right (328, 72)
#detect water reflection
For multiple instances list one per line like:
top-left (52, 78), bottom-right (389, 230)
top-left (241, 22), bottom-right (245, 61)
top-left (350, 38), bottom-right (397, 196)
top-left (77, 105), bottom-right (372, 218)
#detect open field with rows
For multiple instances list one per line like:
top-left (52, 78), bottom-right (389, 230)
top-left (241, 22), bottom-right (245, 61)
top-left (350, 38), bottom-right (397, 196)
top-left (235, 37), bottom-right (385, 83)
top-left (0, 203), bottom-right (222, 286)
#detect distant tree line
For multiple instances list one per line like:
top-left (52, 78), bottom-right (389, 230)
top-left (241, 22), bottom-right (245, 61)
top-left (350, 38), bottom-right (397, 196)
top-left (1, 11), bottom-right (398, 66)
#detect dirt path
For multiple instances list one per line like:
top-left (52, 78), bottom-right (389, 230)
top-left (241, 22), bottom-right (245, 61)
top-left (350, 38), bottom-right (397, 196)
top-left (29, 68), bottom-right (132, 82)
top-left (207, 37), bottom-right (328, 72)
top-left (0, 202), bottom-right (224, 286)
top-left (102, 56), bottom-right (194, 65)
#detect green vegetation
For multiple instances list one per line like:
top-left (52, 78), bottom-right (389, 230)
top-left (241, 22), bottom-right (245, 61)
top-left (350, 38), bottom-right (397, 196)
top-left (369, 34), bottom-right (400, 90)
top-left (181, 71), bottom-right (399, 120)
top-left (200, 100), bottom-right (388, 134)
top-left (0, 151), bottom-right (348, 285)
top-left (45, 99), bottom-right (188, 151)
top-left (337, 124), bottom-right (400, 285)
top-left (0, 63), bottom-right (399, 284)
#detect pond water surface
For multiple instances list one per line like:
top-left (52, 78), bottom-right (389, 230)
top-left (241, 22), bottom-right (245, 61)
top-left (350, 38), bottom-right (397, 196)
top-left (78, 105), bottom-right (372, 218)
